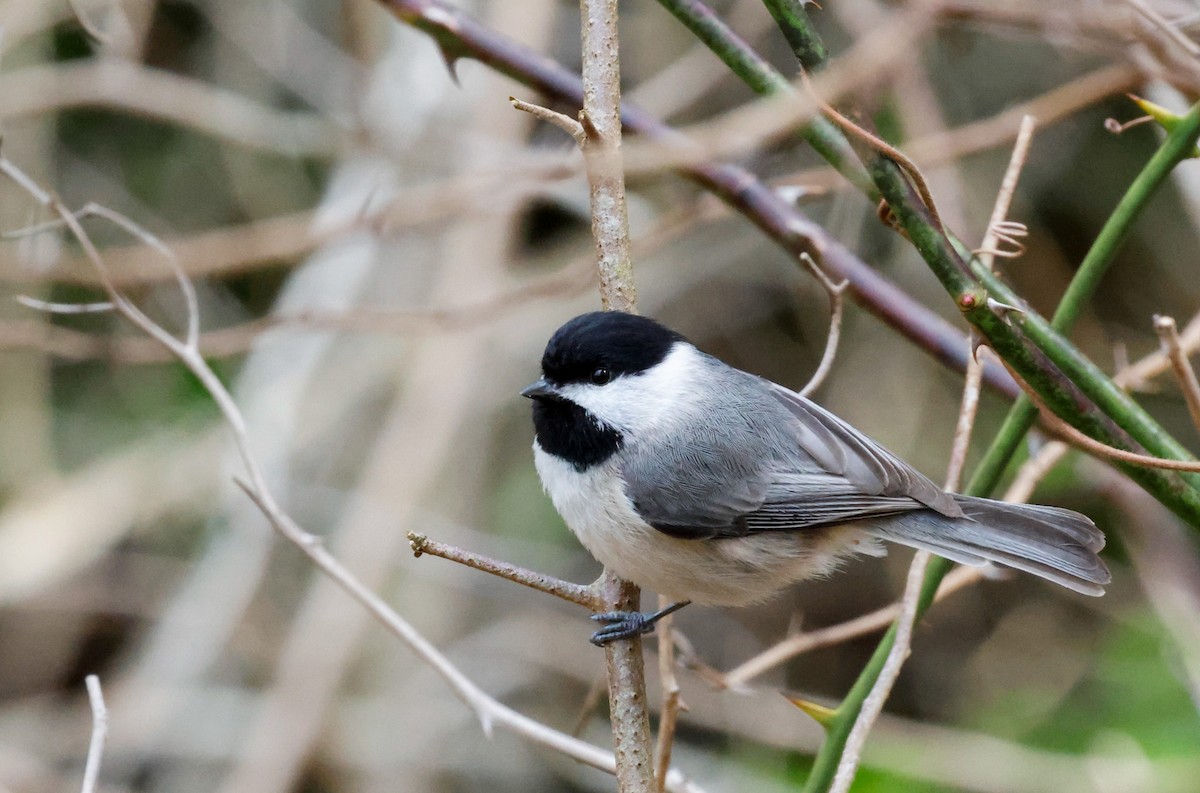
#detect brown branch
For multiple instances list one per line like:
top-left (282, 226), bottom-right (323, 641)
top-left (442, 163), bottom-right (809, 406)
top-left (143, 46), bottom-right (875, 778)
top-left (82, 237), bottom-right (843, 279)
top-left (1, 59), bottom-right (339, 157)
top-left (576, 0), bottom-right (655, 786)
top-left (406, 532), bottom-right (595, 608)
top-left (715, 565), bottom-right (985, 690)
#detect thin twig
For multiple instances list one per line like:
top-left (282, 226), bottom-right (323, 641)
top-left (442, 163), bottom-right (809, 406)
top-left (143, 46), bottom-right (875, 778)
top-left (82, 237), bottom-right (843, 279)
top-left (406, 532), bottom-right (595, 608)
top-left (510, 96), bottom-right (586, 143)
top-left (1125, 0), bottom-right (1200, 56)
top-left (1154, 314), bottom-right (1200, 432)
top-left (237, 484), bottom-right (699, 793)
top-left (1117, 311), bottom-right (1200, 389)
top-left (829, 550), bottom-right (930, 793)
top-left (717, 565), bottom-right (982, 690)
top-left (801, 74), bottom-right (943, 227)
top-left (653, 596), bottom-right (685, 793)
top-left (796, 252), bottom-right (849, 398)
top-left (974, 115), bottom-right (1037, 271)
top-left (572, 675), bottom-right (610, 737)
top-left (80, 675), bottom-right (108, 793)
top-left (830, 192), bottom-right (1033, 786)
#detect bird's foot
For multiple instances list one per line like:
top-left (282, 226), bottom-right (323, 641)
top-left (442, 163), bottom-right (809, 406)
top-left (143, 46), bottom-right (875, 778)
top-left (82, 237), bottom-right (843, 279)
top-left (588, 600), bottom-right (690, 646)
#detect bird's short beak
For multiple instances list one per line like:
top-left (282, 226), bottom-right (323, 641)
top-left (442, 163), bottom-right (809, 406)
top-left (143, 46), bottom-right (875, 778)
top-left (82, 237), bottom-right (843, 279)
top-left (520, 378), bottom-right (557, 400)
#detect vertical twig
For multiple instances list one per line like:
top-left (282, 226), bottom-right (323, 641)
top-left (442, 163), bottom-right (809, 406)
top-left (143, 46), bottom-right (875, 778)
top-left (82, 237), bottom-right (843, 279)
top-left (80, 675), bottom-right (109, 793)
top-left (653, 595), bottom-right (684, 792)
top-left (581, 0), bottom-right (636, 314)
top-left (579, 0), bottom-right (654, 790)
top-left (1154, 314), bottom-right (1200, 433)
top-left (828, 550), bottom-right (930, 793)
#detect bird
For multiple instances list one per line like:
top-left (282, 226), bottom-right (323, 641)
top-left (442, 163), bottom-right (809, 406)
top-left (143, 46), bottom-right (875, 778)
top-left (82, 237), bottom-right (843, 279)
top-left (521, 311), bottom-right (1110, 645)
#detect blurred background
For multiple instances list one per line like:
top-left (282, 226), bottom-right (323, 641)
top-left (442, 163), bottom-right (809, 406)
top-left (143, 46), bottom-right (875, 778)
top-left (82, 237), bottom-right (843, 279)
top-left (1, 0), bottom-right (1200, 791)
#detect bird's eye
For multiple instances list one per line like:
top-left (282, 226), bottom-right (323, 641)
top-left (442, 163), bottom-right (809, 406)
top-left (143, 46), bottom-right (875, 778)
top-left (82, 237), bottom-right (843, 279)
top-left (590, 367), bottom-right (612, 385)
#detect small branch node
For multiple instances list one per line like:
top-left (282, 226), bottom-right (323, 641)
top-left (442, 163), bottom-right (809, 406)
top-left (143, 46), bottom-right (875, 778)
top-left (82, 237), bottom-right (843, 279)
top-left (578, 109), bottom-right (602, 141)
top-left (407, 531), bottom-right (429, 557)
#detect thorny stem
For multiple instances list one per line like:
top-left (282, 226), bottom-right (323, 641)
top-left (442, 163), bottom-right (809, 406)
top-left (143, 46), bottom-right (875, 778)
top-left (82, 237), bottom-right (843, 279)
top-left (828, 160), bottom-right (1015, 785)
top-left (374, 0), bottom-right (1021, 401)
top-left (653, 0), bottom-right (873, 195)
top-left (775, 45), bottom-right (1200, 793)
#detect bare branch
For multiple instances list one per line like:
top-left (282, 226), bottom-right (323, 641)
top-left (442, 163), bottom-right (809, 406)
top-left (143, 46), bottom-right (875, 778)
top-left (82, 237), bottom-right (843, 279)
top-left (2, 60), bottom-right (339, 157)
top-left (406, 532), bottom-right (596, 608)
top-left (239, 483), bottom-right (701, 793)
top-left (830, 550), bottom-right (931, 793)
top-left (801, 74), bottom-right (943, 226)
top-left (796, 252), bottom-right (849, 398)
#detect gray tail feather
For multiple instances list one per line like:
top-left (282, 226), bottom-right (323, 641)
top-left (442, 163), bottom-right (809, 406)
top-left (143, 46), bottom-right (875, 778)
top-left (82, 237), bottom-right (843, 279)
top-left (863, 495), bottom-right (1111, 597)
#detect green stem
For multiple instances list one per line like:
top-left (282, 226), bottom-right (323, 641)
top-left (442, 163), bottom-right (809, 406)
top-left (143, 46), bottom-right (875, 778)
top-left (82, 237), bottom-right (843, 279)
top-left (970, 98), bottom-right (1200, 485)
top-left (762, 0), bottom-right (827, 71)
top-left (758, 2), bottom-right (1200, 790)
top-left (1054, 99), bottom-right (1200, 331)
top-left (653, 0), bottom-right (874, 195)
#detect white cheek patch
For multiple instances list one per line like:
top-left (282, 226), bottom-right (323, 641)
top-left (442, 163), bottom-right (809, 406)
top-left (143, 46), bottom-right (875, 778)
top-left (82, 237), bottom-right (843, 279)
top-left (557, 343), bottom-right (704, 436)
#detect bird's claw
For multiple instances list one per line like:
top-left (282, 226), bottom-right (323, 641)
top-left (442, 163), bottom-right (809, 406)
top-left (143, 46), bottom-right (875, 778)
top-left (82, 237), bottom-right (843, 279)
top-left (587, 601), bottom-right (691, 646)
top-left (589, 610), bottom-right (655, 645)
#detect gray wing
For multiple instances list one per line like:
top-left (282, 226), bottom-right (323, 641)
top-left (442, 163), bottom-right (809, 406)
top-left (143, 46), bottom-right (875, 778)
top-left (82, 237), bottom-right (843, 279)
top-left (622, 374), bottom-right (961, 540)
top-left (765, 383), bottom-right (962, 518)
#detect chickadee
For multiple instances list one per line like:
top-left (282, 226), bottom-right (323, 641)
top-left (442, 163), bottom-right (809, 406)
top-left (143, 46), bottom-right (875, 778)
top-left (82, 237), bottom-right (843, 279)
top-left (523, 312), bottom-right (1110, 645)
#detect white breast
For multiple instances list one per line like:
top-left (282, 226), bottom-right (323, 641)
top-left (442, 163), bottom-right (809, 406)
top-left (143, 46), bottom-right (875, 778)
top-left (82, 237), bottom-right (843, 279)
top-left (532, 442), bottom-right (881, 606)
